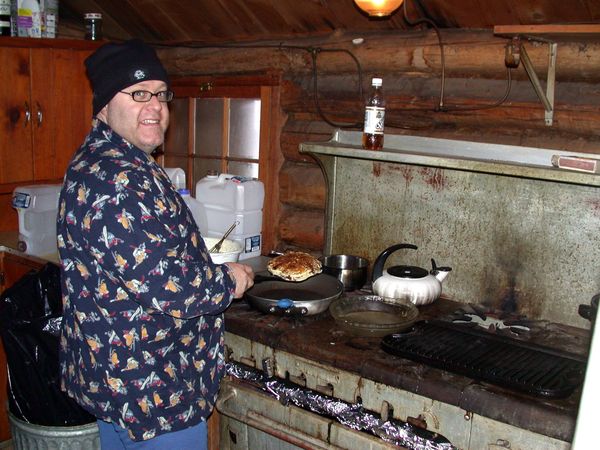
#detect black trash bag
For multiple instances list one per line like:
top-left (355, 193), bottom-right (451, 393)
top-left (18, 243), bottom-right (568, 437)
top-left (0, 262), bottom-right (95, 426)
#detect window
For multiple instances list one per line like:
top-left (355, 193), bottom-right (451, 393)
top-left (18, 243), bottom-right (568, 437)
top-left (160, 75), bottom-right (280, 255)
top-left (163, 76), bottom-right (276, 191)
top-left (194, 97), bottom-right (261, 178)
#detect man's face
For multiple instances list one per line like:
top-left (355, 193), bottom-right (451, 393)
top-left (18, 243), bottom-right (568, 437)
top-left (97, 80), bottom-right (170, 154)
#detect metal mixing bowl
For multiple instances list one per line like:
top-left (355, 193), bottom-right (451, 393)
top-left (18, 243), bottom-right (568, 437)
top-left (321, 254), bottom-right (368, 291)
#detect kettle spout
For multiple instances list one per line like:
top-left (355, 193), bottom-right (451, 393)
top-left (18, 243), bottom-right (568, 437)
top-left (435, 268), bottom-right (451, 283)
top-left (431, 258), bottom-right (451, 283)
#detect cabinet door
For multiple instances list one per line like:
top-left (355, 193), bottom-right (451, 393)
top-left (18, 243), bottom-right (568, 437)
top-left (31, 47), bottom-right (94, 181)
top-left (0, 47), bottom-right (34, 184)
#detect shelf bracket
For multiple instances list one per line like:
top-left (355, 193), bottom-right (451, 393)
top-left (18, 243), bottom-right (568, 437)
top-left (516, 38), bottom-right (558, 126)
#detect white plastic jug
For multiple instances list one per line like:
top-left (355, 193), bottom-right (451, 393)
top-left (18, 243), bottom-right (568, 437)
top-left (16, 0), bottom-right (42, 38)
top-left (164, 167), bottom-right (186, 191)
top-left (195, 173), bottom-right (264, 259)
top-left (178, 189), bottom-right (208, 235)
top-left (12, 184), bottom-right (62, 257)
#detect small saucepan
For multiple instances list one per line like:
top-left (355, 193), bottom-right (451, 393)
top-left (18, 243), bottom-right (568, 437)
top-left (321, 254), bottom-right (369, 291)
top-left (245, 273), bottom-right (344, 316)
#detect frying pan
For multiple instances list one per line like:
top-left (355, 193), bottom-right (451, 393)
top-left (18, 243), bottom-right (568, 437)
top-left (245, 273), bottom-right (344, 316)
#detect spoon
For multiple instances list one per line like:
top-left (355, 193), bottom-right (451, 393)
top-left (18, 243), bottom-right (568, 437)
top-left (209, 221), bottom-right (239, 253)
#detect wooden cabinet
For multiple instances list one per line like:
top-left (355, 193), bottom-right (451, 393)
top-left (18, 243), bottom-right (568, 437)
top-left (0, 45), bottom-right (33, 185)
top-left (30, 46), bottom-right (95, 181)
top-left (0, 251), bottom-right (45, 442)
top-left (0, 37), bottom-right (99, 232)
top-left (0, 38), bottom-right (96, 184)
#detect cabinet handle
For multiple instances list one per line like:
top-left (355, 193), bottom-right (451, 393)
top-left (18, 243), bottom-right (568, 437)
top-left (36, 102), bottom-right (43, 127)
top-left (24, 102), bottom-right (31, 126)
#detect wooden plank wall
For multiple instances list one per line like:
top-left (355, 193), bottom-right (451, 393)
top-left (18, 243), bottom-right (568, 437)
top-left (160, 29), bottom-right (600, 253)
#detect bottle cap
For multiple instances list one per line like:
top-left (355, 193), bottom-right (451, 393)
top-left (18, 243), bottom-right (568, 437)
top-left (372, 77), bottom-right (383, 86)
top-left (84, 13), bottom-right (102, 20)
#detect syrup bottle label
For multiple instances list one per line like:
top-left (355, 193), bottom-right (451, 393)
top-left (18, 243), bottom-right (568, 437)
top-left (364, 106), bottom-right (385, 134)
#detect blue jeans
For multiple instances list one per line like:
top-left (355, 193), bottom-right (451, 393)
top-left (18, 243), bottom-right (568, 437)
top-left (97, 419), bottom-right (207, 450)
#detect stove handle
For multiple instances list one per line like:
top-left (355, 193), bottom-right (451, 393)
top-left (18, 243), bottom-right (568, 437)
top-left (216, 381), bottom-right (332, 450)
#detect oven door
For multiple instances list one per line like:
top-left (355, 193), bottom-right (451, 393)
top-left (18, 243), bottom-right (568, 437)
top-left (216, 378), bottom-right (399, 449)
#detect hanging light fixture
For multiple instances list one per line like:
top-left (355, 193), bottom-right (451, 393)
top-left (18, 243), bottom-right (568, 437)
top-left (354, 0), bottom-right (404, 17)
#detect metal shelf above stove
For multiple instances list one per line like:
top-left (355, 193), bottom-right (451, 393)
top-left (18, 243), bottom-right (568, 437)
top-left (301, 130), bottom-right (600, 187)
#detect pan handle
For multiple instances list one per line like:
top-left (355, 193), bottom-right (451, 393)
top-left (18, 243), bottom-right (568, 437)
top-left (268, 298), bottom-right (308, 316)
top-left (254, 273), bottom-right (279, 283)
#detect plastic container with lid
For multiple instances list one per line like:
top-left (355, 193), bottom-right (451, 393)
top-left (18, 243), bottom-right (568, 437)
top-left (164, 167), bottom-right (186, 191)
top-left (195, 173), bottom-right (264, 260)
top-left (16, 0), bottom-right (42, 38)
top-left (11, 184), bottom-right (62, 257)
top-left (178, 189), bottom-right (208, 236)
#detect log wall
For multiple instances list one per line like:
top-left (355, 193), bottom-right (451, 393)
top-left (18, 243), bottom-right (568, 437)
top-left (158, 29), bottom-right (600, 253)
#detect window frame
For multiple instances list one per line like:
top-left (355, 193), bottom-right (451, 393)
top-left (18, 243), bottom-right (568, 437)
top-left (163, 74), bottom-right (281, 256)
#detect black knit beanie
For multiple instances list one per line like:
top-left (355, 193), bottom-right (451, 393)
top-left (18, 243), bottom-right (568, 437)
top-left (85, 39), bottom-right (170, 115)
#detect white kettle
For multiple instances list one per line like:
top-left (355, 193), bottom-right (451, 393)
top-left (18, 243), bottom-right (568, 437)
top-left (371, 243), bottom-right (451, 306)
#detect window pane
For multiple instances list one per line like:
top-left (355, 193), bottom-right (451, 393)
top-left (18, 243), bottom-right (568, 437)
top-left (193, 158), bottom-right (221, 193)
top-left (195, 99), bottom-right (223, 157)
top-left (228, 161), bottom-right (259, 179)
top-left (229, 99), bottom-right (261, 160)
top-left (164, 98), bottom-right (189, 156)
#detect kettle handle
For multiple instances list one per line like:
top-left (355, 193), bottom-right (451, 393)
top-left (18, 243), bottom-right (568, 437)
top-left (372, 243), bottom-right (418, 283)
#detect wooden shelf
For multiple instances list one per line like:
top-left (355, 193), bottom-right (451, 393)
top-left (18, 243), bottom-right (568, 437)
top-left (494, 24), bottom-right (600, 42)
top-left (0, 36), bottom-right (103, 50)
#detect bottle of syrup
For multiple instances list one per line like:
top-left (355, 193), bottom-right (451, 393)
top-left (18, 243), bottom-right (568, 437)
top-left (362, 77), bottom-right (386, 150)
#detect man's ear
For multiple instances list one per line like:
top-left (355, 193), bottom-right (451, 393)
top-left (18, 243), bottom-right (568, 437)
top-left (96, 106), bottom-right (108, 123)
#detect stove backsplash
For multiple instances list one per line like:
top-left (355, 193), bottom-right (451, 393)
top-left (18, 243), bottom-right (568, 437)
top-left (301, 131), bottom-right (600, 328)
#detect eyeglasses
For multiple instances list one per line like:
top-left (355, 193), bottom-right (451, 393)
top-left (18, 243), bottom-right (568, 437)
top-left (119, 90), bottom-right (174, 103)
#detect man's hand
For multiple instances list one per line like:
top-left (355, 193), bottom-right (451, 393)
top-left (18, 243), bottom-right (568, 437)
top-left (224, 262), bottom-right (255, 298)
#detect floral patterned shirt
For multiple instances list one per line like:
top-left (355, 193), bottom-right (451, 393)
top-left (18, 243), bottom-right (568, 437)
top-left (57, 119), bottom-right (236, 441)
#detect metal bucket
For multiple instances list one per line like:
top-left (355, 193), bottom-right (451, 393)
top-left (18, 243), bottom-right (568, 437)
top-left (9, 413), bottom-right (100, 450)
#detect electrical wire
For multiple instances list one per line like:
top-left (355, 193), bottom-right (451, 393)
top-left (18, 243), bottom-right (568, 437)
top-left (155, 41), bottom-right (364, 128)
top-left (401, 0), bottom-right (513, 113)
top-left (309, 47), bottom-right (364, 128)
top-left (402, 0), bottom-right (446, 110)
top-left (441, 67), bottom-right (513, 112)
top-left (155, 6), bottom-right (513, 127)
top-left (385, 66), bottom-right (513, 116)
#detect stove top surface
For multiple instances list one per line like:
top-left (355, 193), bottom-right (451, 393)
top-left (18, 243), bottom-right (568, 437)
top-left (224, 293), bottom-right (590, 442)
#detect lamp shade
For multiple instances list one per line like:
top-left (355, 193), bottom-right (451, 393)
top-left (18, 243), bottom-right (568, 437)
top-left (354, 0), bottom-right (404, 17)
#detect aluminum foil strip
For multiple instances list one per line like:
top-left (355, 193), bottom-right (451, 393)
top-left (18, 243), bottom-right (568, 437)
top-left (226, 362), bottom-right (456, 450)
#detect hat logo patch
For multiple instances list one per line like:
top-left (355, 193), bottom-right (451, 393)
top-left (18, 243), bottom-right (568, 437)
top-left (133, 69), bottom-right (146, 80)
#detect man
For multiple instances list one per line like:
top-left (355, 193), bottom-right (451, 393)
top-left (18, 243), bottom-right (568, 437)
top-left (57, 39), bottom-right (254, 449)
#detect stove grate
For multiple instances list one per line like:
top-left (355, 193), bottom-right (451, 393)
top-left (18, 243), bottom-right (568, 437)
top-left (381, 320), bottom-right (586, 398)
